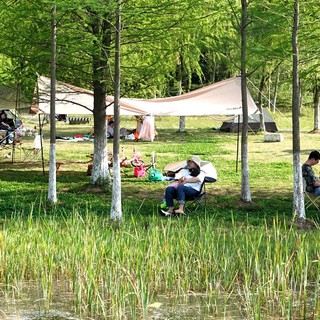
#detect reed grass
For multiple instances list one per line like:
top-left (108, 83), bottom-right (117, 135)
top-left (0, 205), bottom-right (319, 319)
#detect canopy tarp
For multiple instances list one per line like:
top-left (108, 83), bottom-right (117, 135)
top-left (0, 84), bottom-right (30, 113)
top-left (33, 76), bottom-right (259, 116)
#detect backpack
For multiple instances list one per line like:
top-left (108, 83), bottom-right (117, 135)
top-left (148, 168), bottom-right (163, 181)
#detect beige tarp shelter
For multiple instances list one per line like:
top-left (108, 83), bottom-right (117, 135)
top-left (0, 84), bottom-right (30, 113)
top-left (33, 76), bottom-right (259, 116)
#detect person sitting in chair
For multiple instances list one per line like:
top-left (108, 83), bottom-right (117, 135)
top-left (302, 150), bottom-right (320, 195)
top-left (0, 111), bottom-right (13, 144)
top-left (161, 155), bottom-right (205, 216)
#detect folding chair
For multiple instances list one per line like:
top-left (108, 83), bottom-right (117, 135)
top-left (303, 178), bottom-right (320, 211)
top-left (22, 134), bottom-right (43, 161)
top-left (185, 177), bottom-right (216, 213)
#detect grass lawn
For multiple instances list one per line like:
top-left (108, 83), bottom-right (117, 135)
top-left (1, 109), bottom-right (319, 223)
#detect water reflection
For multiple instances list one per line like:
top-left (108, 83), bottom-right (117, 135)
top-left (0, 282), bottom-right (79, 320)
top-left (1, 283), bottom-right (243, 320)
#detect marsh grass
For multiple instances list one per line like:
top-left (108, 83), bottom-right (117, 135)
top-left (1, 208), bottom-right (319, 319)
top-left (0, 109), bottom-right (320, 318)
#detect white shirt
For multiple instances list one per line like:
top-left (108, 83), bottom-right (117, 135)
top-left (181, 168), bottom-right (205, 192)
top-left (107, 125), bottom-right (114, 138)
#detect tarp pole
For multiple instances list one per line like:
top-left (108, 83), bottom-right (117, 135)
top-left (236, 115), bottom-right (240, 173)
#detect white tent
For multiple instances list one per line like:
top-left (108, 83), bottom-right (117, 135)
top-left (34, 76), bottom-right (259, 116)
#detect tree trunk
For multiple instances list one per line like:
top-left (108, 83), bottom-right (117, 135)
top-left (313, 80), bottom-right (319, 130)
top-left (90, 13), bottom-right (111, 186)
top-left (272, 67), bottom-right (280, 113)
top-left (212, 53), bottom-right (216, 83)
top-left (48, 5), bottom-right (57, 204)
top-left (240, 0), bottom-right (251, 203)
top-left (292, 0), bottom-right (305, 219)
top-left (257, 74), bottom-right (266, 132)
top-left (177, 54), bottom-right (185, 132)
top-left (111, 2), bottom-right (122, 221)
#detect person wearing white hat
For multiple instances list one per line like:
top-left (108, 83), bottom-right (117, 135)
top-left (161, 155), bottom-right (205, 216)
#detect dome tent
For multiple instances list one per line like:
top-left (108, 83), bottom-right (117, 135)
top-left (219, 107), bottom-right (277, 132)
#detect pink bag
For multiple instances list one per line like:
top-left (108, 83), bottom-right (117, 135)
top-left (134, 165), bottom-right (146, 177)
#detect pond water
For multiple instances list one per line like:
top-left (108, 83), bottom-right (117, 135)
top-left (0, 283), bottom-right (243, 320)
top-left (0, 283), bottom-right (78, 320)
top-left (2, 282), bottom-right (312, 320)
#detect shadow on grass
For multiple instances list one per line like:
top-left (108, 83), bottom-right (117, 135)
top-left (1, 163), bottom-right (319, 227)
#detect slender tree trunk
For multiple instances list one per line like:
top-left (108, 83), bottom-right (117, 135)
top-left (48, 5), bottom-right (57, 204)
top-left (240, 0), bottom-right (251, 203)
top-left (313, 80), bottom-right (319, 130)
top-left (111, 1), bottom-right (122, 221)
top-left (292, 0), bottom-right (305, 219)
top-left (177, 54), bottom-right (185, 132)
top-left (212, 53), bottom-right (216, 83)
top-left (257, 74), bottom-right (266, 132)
top-left (272, 67), bottom-right (280, 113)
top-left (90, 13), bottom-right (111, 186)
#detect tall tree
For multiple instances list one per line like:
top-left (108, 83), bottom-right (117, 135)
top-left (313, 78), bottom-right (320, 131)
top-left (110, 0), bottom-right (122, 221)
top-left (240, 0), bottom-right (251, 203)
top-left (88, 8), bottom-right (113, 186)
top-left (291, 0), bottom-right (305, 219)
top-left (48, 4), bottom-right (57, 204)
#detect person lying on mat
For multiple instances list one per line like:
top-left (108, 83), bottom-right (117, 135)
top-left (161, 155), bottom-right (205, 216)
top-left (302, 150), bottom-right (320, 195)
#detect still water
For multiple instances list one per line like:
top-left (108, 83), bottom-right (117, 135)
top-left (0, 283), bottom-right (243, 320)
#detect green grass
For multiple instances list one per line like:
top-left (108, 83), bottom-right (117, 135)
top-left (0, 109), bottom-right (320, 319)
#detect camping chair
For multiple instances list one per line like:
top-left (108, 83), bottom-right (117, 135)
top-left (184, 177), bottom-right (216, 213)
top-left (303, 178), bottom-right (320, 212)
top-left (22, 134), bottom-right (43, 161)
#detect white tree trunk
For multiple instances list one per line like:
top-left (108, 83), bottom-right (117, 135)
top-left (48, 5), bottom-right (57, 204)
top-left (91, 133), bottom-right (109, 185)
top-left (292, 152), bottom-right (305, 219)
top-left (179, 116), bottom-right (185, 132)
top-left (241, 139), bottom-right (251, 202)
top-left (111, 157), bottom-right (122, 220)
top-left (48, 143), bottom-right (57, 203)
top-left (110, 0), bottom-right (122, 221)
top-left (292, 0), bottom-right (305, 218)
top-left (240, 0), bottom-right (251, 203)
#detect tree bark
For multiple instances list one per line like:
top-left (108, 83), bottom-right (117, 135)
top-left (177, 53), bottom-right (185, 132)
top-left (90, 12), bottom-right (111, 186)
top-left (48, 5), bottom-right (57, 204)
top-left (257, 74), bottom-right (266, 132)
top-left (313, 80), bottom-right (319, 131)
top-left (240, 0), bottom-right (251, 203)
top-left (292, 0), bottom-right (305, 219)
top-left (110, 1), bottom-right (122, 221)
top-left (272, 67), bottom-right (280, 113)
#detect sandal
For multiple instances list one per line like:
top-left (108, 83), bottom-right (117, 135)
top-left (161, 209), bottom-right (174, 217)
top-left (174, 209), bottom-right (184, 215)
